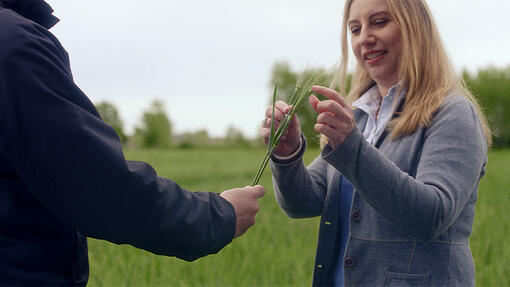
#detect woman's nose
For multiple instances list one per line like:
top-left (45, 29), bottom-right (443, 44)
top-left (360, 28), bottom-right (376, 46)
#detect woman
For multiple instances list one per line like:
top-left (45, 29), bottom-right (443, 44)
top-left (261, 0), bottom-right (491, 286)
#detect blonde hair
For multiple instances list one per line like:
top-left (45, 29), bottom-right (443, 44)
top-left (328, 0), bottom-right (492, 147)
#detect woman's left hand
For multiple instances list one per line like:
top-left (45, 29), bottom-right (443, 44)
top-left (309, 86), bottom-right (355, 149)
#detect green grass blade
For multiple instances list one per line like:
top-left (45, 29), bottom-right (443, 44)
top-left (252, 85), bottom-right (278, 186)
top-left (268, 84), bottom-right (277, 153)
top-left (288, 86), bottom-right (301, 106)
top-left (252, 73), bottom-right (322, 186)
top-left (252, 152), bottom-right (271, 186)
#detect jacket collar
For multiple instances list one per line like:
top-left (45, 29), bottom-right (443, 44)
top-left (0, 0), bottom-right (59, 28)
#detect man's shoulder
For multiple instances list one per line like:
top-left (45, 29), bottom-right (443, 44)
top-left (0, 8), bottom-right (52, 57)
top-left (0, 8), bottom-right (65, 67)
top-left (0, 9), bottom-right (32, 56)
top-left (0, 7), bottom-right (33, 36)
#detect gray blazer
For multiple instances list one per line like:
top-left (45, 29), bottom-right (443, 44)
top-left (270, 94), bottom-right (487, 286)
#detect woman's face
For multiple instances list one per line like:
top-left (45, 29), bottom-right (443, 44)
top-left (348, 0), bottom-right (402, 87)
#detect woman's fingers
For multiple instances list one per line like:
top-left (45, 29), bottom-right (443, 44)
top-left (260, 127), bottom-right (270, 144)
top-left (264, 106), bottom-right (283, 122)
top-left (314, 122), bottom-right (336, 138)
top-left (265, 100), bottom-right (291, 122)
top-left (316, 111), bottom-right (339, 127)
top-left (310, 89), bottom-right (351, 120)
top-left (312, 85), bottom-right (350, 108)
top-left (288, 111), bottom-right (300, 131)
top-left (260, 100), bottom-right (302, 156)
top-left (266, 100), bottom-right (290, 115)
top-left (275, 100), bottom-right (291, 114)
top-left (263, 100), bottom-right (301, 133)
top-left (314, 100), bottom-right (353, 126)
top-left (315, 100), bottom-right (345, 117)
top-left (308, 86), bottom-right (355, 149)
top-left (308, 95), bottom-right (320, 113)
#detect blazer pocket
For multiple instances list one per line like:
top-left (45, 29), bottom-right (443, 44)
top-left (384, 270), bottom-right (429, 287)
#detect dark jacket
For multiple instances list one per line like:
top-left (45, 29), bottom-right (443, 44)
top-left (0, 3), bottom-right (236, 286)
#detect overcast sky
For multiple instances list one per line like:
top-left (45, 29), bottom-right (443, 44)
top-left (45, 0), bottom-right (510, 138)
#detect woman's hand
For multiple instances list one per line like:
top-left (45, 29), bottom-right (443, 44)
top-left (309, 86), bottom-right (355, 149)
top-left (260, 100), bottom-right (302, 157)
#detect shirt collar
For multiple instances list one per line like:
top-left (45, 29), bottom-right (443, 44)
top-left (353, 82), bottom-right (404, 115)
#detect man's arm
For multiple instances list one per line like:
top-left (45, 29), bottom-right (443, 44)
top-left (0, 12), bottom-right (262, 261)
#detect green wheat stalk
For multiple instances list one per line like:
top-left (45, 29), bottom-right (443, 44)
top-left (252, 74), bottom-right (321, 186)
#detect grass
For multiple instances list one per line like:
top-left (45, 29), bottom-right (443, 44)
top-left (471, 149), bottom-right (510, 286)
top-left (86, 147), bottom-right (510, 286)
top-left (88, 147), bottom-right (320, 286)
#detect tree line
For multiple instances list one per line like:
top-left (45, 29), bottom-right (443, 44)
top-left (95, 100), bottom-right (254, 149)
top-left (96, 62), bottom-right (510, 149)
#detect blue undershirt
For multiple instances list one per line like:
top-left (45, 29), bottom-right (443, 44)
top-left (333, 176), bottom-right (355, 286)
top-left (333, 83), bottom-right (403, 287)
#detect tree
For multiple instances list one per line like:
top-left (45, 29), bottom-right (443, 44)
top-left (225, 125), bottom-right (250, 147)
top-left (194, 129), bottom-right (210, 146)
top-left (463, 66), bottom-right (510, 148)
top-left (135, 99), bottom-right (172, 148)
top-left (95, 101), bottom-right (126, 143)
top-left (269, 62), bottom-right (335, 147)
top-left (175, 129), bottom-right (210, 149)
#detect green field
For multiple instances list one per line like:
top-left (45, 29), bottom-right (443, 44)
top-left (87, 148), bottom-right (510, 286)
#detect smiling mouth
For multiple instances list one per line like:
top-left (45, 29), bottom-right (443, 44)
top-left (365, 50), bottom-right (387, 60)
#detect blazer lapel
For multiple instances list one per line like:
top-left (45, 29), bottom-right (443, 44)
top-left (375, 98), bottom-right (405, 148)
top-left (354, 109), bottom-right (368, 133)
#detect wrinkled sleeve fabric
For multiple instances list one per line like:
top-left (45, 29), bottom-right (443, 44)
top-left (0, 14), bottom-right (235, 261)
top-left (322, 95), bottom-right (487, 241)
top-left (270, 135), bottom-right (329, 218)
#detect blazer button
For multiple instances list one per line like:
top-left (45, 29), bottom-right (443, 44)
top-left (351, 210), bottom-right (361, 221)
top-left (344, 257), bottom-right (355, 268)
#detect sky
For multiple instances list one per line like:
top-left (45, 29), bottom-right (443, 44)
top-left (45, 0), bottom-right (510, 139)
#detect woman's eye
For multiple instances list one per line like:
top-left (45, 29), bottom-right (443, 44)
top-left (351, 27), bottom-right (360, 34)
top-left (374, 19), bottom-right (388, 26)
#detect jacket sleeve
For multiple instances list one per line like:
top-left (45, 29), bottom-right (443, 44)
top-left (269, 135), bottom-right (329, 218)
top-left (0, 16), bottom-right (235, 261)
top-left (322, 95), bottom-right (488, 241)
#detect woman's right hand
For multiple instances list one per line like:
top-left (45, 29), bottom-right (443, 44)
top-left (260, 100), bottom-right (302, 157)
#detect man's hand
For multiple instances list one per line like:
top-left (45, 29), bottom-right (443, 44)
top-left (220, 185), bottom-right (266, 238)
